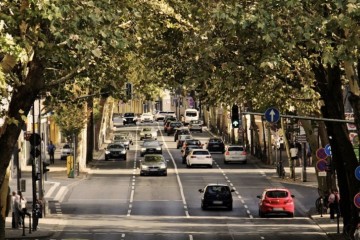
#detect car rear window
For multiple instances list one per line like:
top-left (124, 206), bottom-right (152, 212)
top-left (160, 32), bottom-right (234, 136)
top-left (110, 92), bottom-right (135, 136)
top-left (187, 140), bottom-right (201, 145)
top-left (186, 112), bottom-right (197, 117)
top-left (170, 122), bottom-right (182, 127)
top-left (206, 186), bottom-right (230, 194)
top-left (209, 139), bottom-right (222, 143)
top-left (124, 113), bottom-right (134, 117)
top-left (193, 150), bottom-right (209, 155)
top-left (266, 190), bottom-right (288, 198)
top-left (144, 156), bottom-right (163, 162)
top-left (109, 144), bottom-right (124, 149)
top-left (228, 146), bottom-right (244, 151)
top-left (143, 141), bottom-right (159, 147)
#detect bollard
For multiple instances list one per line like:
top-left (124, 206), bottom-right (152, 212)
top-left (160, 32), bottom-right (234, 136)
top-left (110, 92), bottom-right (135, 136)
top-left (320, 197), bottom-right (323, 217)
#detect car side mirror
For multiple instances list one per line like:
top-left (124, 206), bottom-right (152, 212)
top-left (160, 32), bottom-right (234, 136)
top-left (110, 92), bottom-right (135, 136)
top-left (291, 195), bottom-right (295, 198)
top-left (256, 195), bottom-right (261, 199)
top-left (231, 189), bottom-right (235, 192)
top-left (198, 189), bottom-right (204, 193)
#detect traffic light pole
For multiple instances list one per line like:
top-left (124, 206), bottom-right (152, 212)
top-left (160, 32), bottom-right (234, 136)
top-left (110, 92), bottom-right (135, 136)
top-left (31, 104), bottom-right (37, 231)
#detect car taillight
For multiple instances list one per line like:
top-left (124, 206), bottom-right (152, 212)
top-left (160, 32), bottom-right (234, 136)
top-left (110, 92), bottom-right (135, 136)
top-left (206, 156), bottom-right (212, 158)
top-left (225, 151), bottom-right (230, 155)
top-left (242, 151), bottom-right (247, 155)
top-left (284, 199), bottom-right (293, 204)
top-left (191, 156), bottom-right (197, 158)
top-left (263, 199), bottom-right (271, 204)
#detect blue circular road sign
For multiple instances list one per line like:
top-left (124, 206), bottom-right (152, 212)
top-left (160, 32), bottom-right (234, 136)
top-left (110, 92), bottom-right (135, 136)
top-left (354, 193), bottom-right (360, 208)
top-left (264, 107), bottom-right (280, 123)
top-left (324, 144), bottom-right (332, 156)
top-left (316, 159), bottom-right (328, 172)
top-left (355, 166), bottom-right (360, 181)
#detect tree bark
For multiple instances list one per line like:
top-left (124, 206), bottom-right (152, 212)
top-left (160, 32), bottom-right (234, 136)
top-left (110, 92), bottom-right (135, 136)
top-left (314, 63), bottom-right (360, 230)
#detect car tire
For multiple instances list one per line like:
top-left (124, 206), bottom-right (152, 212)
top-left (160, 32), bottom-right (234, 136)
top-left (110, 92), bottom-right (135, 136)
top-left (243, 161), bottom-right (247, 164)
top-left (140, 172), bottom-right (144, 176)
top-left (163, 172), bottom-right (167, 176)
top-left (209, 164), bottom-right (213, 168)
top-left (200, 130), bottom-right (202, 133)
top-left (182, 158), bottom-right (186, 164)
top-left (224, 160), bottom-right (228, 164)
top-left (140, 154), bottom-right (144, 157)
top-left (201, 203), bottom-right (207, 210)
top-left (140, 137), bottom-right (143, 140)
top-left (259, 210), bottom-right (264, 218)
top-left (105, 158), bottom-right (108, 161)
top-left (288, 213), bottom-right (294, 218)
top-left (227, 203), bottom-right (233, 211)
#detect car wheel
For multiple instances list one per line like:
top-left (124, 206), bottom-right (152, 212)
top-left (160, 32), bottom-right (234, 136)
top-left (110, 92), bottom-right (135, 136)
top-left (124, 157), bottom-right (127, 161)
top-left (140, 137), bottom-right (143, 140)
top-left (105, 157), bottom-right (108, 161)
top-left (186, 163), bottom-right (190, 168)
top-left (209, 164), bottom-right (213, 168)
top-left (288, 213), bottom-right (294, 218)
top-left (140, 172), bottom-right (144, 176)
top-left (182, 158), bottom-right (186, 164)
top-left (259, 210), bottom-right (264, 218)
top-left (227, 203), bottom-right (233, 211)
top-left (200, 130), bottom-right (203, 133)
top-left (243, 161), bottom-right (247, 164)
top-left (224, 160), bottom-right (228, 164)
top-left (140, 154), bottom-right (143, 157)
top-left (163, 172), bottom-right (167, 176)
top-left (201, 203), bottom-right (207, 210)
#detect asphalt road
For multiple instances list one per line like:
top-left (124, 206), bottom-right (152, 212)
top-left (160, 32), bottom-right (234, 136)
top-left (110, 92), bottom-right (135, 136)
top-left (49, 122), bottom-right (328, 240)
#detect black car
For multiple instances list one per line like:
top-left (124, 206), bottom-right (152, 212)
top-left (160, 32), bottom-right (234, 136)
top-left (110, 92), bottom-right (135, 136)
top-left (181, 145), bottom-right (203, 163)
top-left (140, 140), bottom-right (163, 157)
top-left (199, 184), bottom-right (234, 210)
top-left (105, 143), bottom-right (127, 160)
top-left (163, 116), bottom-right (177, 126)
top-left (174, 128), bottom-right (191, 142)
top-left (167, 121), bottom-right (183, 136)
top-left (123, 112), bottom-right (137, 125)
top-left (206, 138), bottom-right (225, 153)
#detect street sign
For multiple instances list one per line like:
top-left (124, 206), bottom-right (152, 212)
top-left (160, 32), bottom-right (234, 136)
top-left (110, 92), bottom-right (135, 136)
top-left (316, 148), bottom-right (327, 160)
top-left (232, 120), bottom-right (239, 128)
top-left (296, 135), bottom-right (307, 143)
top-left (324, 144), bottom-right (332, 156)
top-left (316, 159), bottom-right (328, 172)
top-left (264, 107), bottom-right (280, 123)
top-left (354, 192), bottom-right (360, 208)
top-left (355, 166), bottom-right (360, 181)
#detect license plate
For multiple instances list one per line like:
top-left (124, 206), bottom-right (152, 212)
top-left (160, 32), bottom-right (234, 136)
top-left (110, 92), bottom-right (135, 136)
top-left (212, 145), bottom-right (219, 147)
top-left (150, 169), bottom-right (158, 172)
top-left (213, 201), bottom-right (223, 204)
top-left (273, 208), bottom-right (283, 211)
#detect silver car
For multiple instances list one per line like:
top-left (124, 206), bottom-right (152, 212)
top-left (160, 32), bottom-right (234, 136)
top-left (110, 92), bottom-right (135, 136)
top-left (224, 145), bottom-right (247, 164)
top-left (139, 127), bottom-right (158, 140)
top-left (113, 135), bottom-right (130, 149)
top-left (139, 154), bottom-right (168, 176)
top-left (189, 120), bottom-right (203, 133)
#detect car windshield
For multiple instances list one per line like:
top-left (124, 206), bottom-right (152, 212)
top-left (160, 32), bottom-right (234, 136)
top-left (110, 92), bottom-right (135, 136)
top-left (144, 156), bottom-right (164, 162)
top-left (63, 144), bottom-right (71, 149)
top-left (266, 190), bottom-right (288, 198)
top-left (179, 135), bottom-right (191, 140)
top-left (124, 113), bottom-right (134, 117)
top-left (170, 122), bottom-right (182, 127)
top-left (186, 140), bottom-right (201, 145)
top-left (190, 120), bottom-right (201, 124)
top-left (143, 141), bottom-right (159, 147)
top-left (187, 146), bottom-right (202, 151)
top-left (209, 139), bottom-right (223, 143)
top-left (108, 144), bottom-right (124, 149)
top-left (114, 135), bottom-right (127, 140)
top-left (228, 146), bottom-right (244, 151)
top-left (186, 112), bottom-right (197, 117)
top-left (193, 150), bottom-right (209, 155)
top-left (142, 128), bottom-right (152, 132)
top-left (206, 186), bottom-right (230, 194)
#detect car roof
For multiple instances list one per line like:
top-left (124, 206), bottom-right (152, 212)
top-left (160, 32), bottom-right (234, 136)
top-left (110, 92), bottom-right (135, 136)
top-left (263, 188), bottom-right (290, 192)
top-left (205, 183), bottom-right (229, 187)
top-left (191, 149), bottom-right (209, 152)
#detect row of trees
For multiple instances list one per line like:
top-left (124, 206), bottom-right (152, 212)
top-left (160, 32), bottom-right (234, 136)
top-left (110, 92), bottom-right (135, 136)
top-left (1, 0), bottom-right (360, 238)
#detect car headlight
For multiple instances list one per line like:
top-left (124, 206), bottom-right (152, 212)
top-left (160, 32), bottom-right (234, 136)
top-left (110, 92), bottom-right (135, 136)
top-left (105, 150), bottom-right (110, 154)
top-left (160, 164), bottom-right (166, 169)
top-left (121, 150), bottom-right (126, 154)
top-left (141, 148), bottom-right (146, 151)
top-left (141, 165), bottom-right (148, 170)
top-left (156, 147), bottom-right (161, 151)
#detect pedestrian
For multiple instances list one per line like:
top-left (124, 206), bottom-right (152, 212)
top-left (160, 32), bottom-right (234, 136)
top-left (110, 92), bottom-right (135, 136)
top-left (290, 143), bottom-right (298, 164)
top-left (295, 142), bottom-right (302, 166)
top-left (47, 141), bottom-right (56, 164)
top-left (11, 191), bottom-right (20, 228)
top-left (328, 189), bottom-right (340, 220)
top-left (18, 191), bottom-right (30, 226)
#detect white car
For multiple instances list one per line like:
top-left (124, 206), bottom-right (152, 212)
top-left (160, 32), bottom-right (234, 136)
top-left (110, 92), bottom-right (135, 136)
top-left (224, 145), bottom-right (247, 164)
top-left (60, 143), bottom-right (73, 160)
top-left (140, 112), bottom-right (154, 123)
top-left (154, 111), bottom-right (176, 121)
top-left (186, 149), bottom-right (213, 168)
top-left (139, 127), bottom-right (158, 140)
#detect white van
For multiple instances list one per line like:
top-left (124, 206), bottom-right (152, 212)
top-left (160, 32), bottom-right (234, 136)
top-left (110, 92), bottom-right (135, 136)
top-left (183, 108), bottom-right (199, 125)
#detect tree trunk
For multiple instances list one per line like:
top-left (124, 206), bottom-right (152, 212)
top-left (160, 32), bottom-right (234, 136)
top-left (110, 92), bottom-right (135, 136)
top-left (86, 97), bottom-right (94, 163)
top-left (314, 63), bottom-right (360, 230)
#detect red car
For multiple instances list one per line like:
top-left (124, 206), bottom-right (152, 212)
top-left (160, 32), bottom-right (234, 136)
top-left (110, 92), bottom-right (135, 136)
top-left (257, 188), bottom-right (295, 218)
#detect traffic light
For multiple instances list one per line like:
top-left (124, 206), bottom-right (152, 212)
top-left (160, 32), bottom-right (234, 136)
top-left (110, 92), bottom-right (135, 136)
top-left (126, 83), bottom-right (132, 98)
top-left (30, 146), bottom-right (41, 158)
top-left (43, 162), bottom-right (50, 174)
top-left (231, 104), bottom-right (240, 128)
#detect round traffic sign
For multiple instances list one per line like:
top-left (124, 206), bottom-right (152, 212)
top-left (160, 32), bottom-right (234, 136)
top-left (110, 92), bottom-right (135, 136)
top-left (316, 148), bottom-right (327, 160)
top-left (264, 107), bottom-right (280, 123)
top-left (316, 159), bottom-right (328, 172)
top-left (354, 192), bottom-right (360, 208)
top-left (355, 166), bottom-right (360, 181)
top-left (29, 133), bottom-right (41, 146)
top-left (324, 144), bottom-right (332, 156)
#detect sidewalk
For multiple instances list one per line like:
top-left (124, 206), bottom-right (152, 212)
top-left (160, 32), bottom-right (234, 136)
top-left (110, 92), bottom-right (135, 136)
top-left (5, 145), bottom-right (345, 239)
